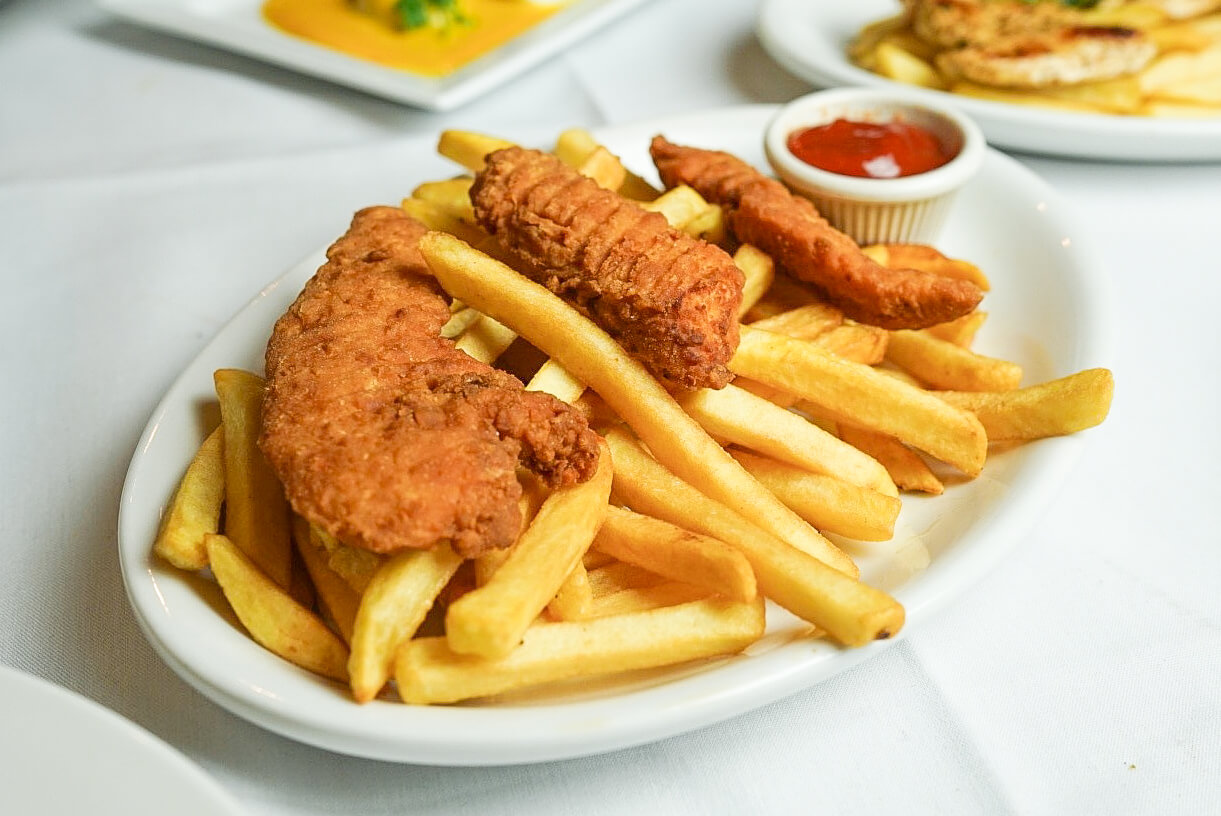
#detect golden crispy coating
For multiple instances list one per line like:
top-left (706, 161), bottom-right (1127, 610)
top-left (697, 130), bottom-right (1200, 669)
top-left (470, 147), bottom-right (743, 390)
top-left (906, 0), bottom-right (1156, 89)
top-left (260, 206), bottom-right (600, 557)
top-left (649, 136), bottom-right (984, 330)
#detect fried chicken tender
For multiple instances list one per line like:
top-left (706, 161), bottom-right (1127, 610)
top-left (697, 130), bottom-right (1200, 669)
top-left (260, 206), bottom-right (600, 558)
top-left (470, 147), bottom-right (743, 390)
top-left (649, 136), bottom-right (983, 330)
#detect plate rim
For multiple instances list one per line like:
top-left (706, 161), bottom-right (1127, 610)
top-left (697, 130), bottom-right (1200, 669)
top-left (755, 0), bottom-right (1221, 162)
top-left (118, 104), bottom-right (1115, 765)
top-left (0, 664), bottom-right (245, 815)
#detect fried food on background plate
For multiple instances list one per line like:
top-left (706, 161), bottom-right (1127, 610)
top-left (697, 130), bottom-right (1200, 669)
top-left (649, 136), bottom-right (984, 330)
top-left (260, 206), bottom-right (600, 558)
top-left (470, 146), bottom-right (744, 390)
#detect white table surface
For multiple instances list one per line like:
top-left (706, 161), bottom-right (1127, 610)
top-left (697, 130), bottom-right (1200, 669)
top-left (2, 0), bottom-right (1218, 813)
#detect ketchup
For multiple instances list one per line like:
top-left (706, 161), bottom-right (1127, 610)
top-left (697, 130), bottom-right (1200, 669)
top-left (786, 118), bottom-right (953, 179)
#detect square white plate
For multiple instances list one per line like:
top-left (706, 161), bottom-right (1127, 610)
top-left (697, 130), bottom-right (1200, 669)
top-left (97, 0), bottom-right (649, 110)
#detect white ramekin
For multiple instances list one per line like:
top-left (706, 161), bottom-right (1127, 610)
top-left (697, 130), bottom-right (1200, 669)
top-left (764, 88), bottom-right (986, 245)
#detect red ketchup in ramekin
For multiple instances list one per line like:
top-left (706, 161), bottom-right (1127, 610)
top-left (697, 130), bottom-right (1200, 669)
top-left (786, 118), bottom-right (954, 179)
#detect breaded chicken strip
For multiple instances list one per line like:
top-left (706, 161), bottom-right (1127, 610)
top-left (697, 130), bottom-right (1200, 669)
top-left (470, 147), bottom-right (743, 390)
top-left (649, 136), bottom-right (983, 330)
top-left (261, 206), bottom-right (600, 557)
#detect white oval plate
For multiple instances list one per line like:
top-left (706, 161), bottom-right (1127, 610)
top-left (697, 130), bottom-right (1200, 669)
top-left (757, 0), bottom-right (1221, 162)
top-left (0, 664), bottom-right (244, 815)
top-left (119, 105), bottom-right (1113, 765)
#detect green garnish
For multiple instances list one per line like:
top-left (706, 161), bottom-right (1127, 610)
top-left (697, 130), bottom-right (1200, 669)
top-left (394, 0), bottom-right (470, 31)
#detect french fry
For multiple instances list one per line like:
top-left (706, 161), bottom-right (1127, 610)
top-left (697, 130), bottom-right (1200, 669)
top-left (154, 425), bottom-right (225, 570)
top-left (588, 582), bottom-right (711, 618)
top-left (835, 425), bottom-right (945, 496)
top-left (816, 323), bottom-right (890, 365)
top-left (473, 547), bottom-right (511, 588)
top-left (678, 383), bottom-right (898, 497)
top-left (553, 127), bottom-right (660, 200)
top-left (639, 182), bottom-right (726, 242)
top-left (441, 306), bottom-right (482, 339)
top-left (1143, 98), bottom-right (1221, 116)
top-left (1151, 74), bottom-right (1221, 103)
top-left (586, 560), bottom-right (666, 596)
top-left (454, 313), bottom-right (518, 364)
top-left (445, 441), bottom-right (612, 658)
top-left (616, 171), bottom-right (664, 203)
top-left (1044, 75), bottom-right (1146, 114)
top-left (420, 233), bottom-right (858, 576)
top-left (397, 597), bottom-right (765, 704)
top-left (291, 515), bottom-right (361, 644)
top-left (733, 377), bottom-right (801, 409)
top-left (863, 243), bottom-right (991, 291)
top-left (400, 198), bottom-right (488, 245)
top-left (1082, 2), bottom-right (1167, 28)
top-left (935, 368), bottom-right (1114, 441)
top-left (594, 506), bottom-right (757, 602)
top-left (751, 301), bottom-right (888, 365)
top-left (925, 311), bottom-right (987, 348)
top-left (730, 449), bottom-right (901, 541)
top-left (473, 480), bottom-right (547, 587)
top-left (525, 358), bottom-right (586, 404)
top-left (411, 178), bottom-right (475, 222)
top-left (546, 561), bottom-right (594, 621)
top-left (1140, 45), bottom-right (1221, 92)
top-left (734, 244), bottom-right (776, 318)
top-left (583, 550), bottom-right (615, 570)
top-left (1149, 19), bottom-right (1216, 52)
top-left (949, 80), bottom-right (1116, 113)
top-left (848, 13), bottom-right (909, 68)
top-left (578, 146), bottom-right (628, 191)
top-left (205, 533), bottom-right (349, 681)
top-left (885, 329), bottom-right (1023, 392)
top-left (553, 127), bottom-right (598, 167)
top-left (438, 129), bottom-right (516, 171)
top-left (743, 274), bottom-right (818, 322)
top-left (874, 40), bottom-right (946, 89)
top-left (604, 428), bottom-right (904, 646)
top-left (682, 204), bottom-right (728, 245)
top-left (640, 184), bottom-right (712, 227)
top-left (749, 302), bottom-right (843, 340)
top-left (214, 369), bottom-right (292, 589)
top-left (348, 544), bottom-right (463, 703)
top-left (875, 29), bottom-right (939, 62)
top-left (731, 325), bottom-right (988, 476)
top-left (311, 524), bottom-right (384, 594)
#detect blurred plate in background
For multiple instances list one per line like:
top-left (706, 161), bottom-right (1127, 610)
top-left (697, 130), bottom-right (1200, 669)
top-left (97, 0), bottom-right (649, 110)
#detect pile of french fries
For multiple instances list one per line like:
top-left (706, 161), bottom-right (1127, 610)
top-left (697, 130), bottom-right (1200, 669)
top-left (851, 3), bottom-right (1221, 117)
top-left (153, 127), bottom-right (1113, 706)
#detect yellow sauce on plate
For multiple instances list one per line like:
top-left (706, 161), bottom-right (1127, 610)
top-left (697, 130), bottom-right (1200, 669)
top-left (262, 0), bottom-right (569, 77)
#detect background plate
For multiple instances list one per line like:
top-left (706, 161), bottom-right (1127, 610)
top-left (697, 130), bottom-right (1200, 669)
top-left (756, 0), bottom-right (1221, 161)
top-left (119, 105), bottom-right (1113, 765)
top-left (96, 0), bottom-right (648, 110)
top-left (0, 664), bottom-right (244, 816)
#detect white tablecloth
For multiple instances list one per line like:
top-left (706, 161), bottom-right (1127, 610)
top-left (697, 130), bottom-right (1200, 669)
top-left (3, 1), bottom-right (1219, 813)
